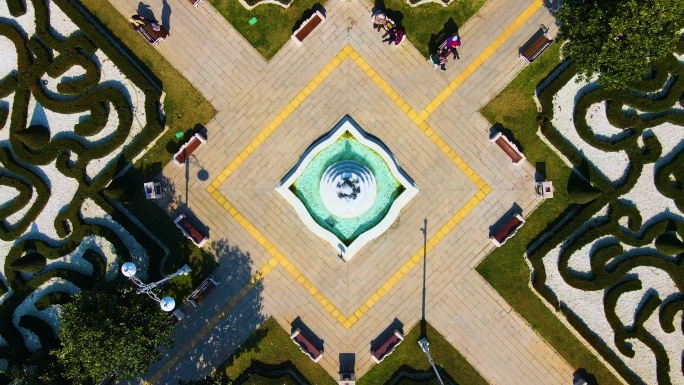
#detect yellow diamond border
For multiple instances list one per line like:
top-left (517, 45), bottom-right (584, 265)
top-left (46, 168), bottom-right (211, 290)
top-left (207, 46), bottom-right (487, 329)
top-left (205, 0), bottom-right (543, 330)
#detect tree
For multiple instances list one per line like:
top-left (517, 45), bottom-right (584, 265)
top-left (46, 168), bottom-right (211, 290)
top-left (55, 281), bottom-right (174, 384)
top-left (6, 349), bottom-right (67, 385)
top-left (556, 0), bottom-right (683, 89)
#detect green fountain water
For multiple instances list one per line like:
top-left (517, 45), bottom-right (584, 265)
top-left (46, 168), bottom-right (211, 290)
top-left (291, 132), bottom-right (404, 245)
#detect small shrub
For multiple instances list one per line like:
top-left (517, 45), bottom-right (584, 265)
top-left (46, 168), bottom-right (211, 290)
top-left (567, 173), bottom-right (601, 204)
top-left (15, 125), bottom-right (50, 150)
top-left (655, 233), bottom-right (684, 255)
top-left (10, 253), bottom-right (47, 274)
top-left (103, 176), bottom-right (137, 202)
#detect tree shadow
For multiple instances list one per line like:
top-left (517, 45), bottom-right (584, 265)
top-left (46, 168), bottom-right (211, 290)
top-left (234, 360), bottom-right (312, 384)
top-left (150, 238), bottom-right (266, 383)
top-left (385, 364), bottom-right (458, 385)
top-left (428, 18), bottom-right (459, 55)
top-left (292, 3), bottom-right (325, 33)
top-left (543, 0), bottom-right (563, 17)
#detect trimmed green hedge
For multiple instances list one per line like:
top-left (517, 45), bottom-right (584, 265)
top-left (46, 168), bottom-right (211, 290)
top-left (529, 39), bottom-right (684, 384)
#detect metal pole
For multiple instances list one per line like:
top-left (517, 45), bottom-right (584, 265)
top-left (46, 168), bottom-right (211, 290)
top-left (419, 338), bottom-right (445, 385)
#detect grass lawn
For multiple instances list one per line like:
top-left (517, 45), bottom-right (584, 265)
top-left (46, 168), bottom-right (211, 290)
top-left (476, 42), bottom-right (622, 385)
top-left (381, 0), bottom-right (486, 58)
top-left (208, 0), bottom-right (484, 61)
top-left (209, 0), bottom-right (322, 60)
top-left (217, 317), bottom-right (335, 384)
top-left (359, 321), bottom-right (488, 385)
top-left (78, 0), bottom-right (219, 297)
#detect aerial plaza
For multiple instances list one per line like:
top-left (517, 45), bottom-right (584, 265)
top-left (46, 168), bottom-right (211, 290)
top-left (0, 0), bottom-right (681, 384)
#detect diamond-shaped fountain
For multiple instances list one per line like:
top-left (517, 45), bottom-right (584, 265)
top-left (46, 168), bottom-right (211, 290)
top-left (276, 116), bottom-right (418, 260)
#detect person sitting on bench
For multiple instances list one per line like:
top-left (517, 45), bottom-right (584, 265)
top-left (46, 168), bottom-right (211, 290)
top-left (446, 34), bottom-right (461, 59)
top-left (382, 26), bottom-right (405, 45)
top-left (130, 14), bottom-right (162, 31)
top-left (371, 11), bottom-right (388, 32)
top-left (438, 47), bottom-right (449, 70)
top-left (130, 14), bottom-right (146, 29)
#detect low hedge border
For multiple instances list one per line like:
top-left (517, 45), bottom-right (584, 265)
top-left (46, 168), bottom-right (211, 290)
top-left (528, 40), bottom-right (684, 385)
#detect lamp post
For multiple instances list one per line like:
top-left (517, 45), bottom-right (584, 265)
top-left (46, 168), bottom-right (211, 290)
top-left (418, 338), bottom-right (445, 385)
top-left (120, 262), bottom-right (191, 311)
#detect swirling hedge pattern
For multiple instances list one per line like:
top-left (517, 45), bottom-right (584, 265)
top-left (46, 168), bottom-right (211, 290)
top-left (0, 0), bottom-right (166, 372)
top-left (531, 42), bottom-right (684, 384)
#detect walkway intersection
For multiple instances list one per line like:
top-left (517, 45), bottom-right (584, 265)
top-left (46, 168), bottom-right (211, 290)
top-left (105, 0), bottom-right (573, 383)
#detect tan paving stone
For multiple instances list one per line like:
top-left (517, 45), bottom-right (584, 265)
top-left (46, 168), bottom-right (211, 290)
top-left (104, 0), bottom-right (578, 383)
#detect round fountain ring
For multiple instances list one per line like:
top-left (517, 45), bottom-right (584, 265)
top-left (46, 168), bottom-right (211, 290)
top-left (319, 160), bottom-right (377, 218)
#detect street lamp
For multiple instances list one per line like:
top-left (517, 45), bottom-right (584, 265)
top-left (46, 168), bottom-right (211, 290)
top-left (418, 338), bottom-right (445, 385)
top-left (121, 262), bottom-right (191, 312)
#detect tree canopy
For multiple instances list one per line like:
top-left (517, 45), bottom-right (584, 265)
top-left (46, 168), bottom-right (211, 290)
top-left (556, 0), bottom-right (683, 89)
top-left (55, 281), bottom-right (174, 384)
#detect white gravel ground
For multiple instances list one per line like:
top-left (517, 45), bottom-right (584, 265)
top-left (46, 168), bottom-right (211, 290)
top-left (0, 36), bottom-right (17, 80)
top-left (46, 0), bottom-right (79, 41)
top-left (551, 75), bottom-right (630, 185)
top-left (543, 68), bottom-right (684, 384)
top-left (42, 234), bottom-right (120, 278)
top-left (0, 185), bottom-right (19, 209)
top-left (6, 161), bottom-right (80, 240)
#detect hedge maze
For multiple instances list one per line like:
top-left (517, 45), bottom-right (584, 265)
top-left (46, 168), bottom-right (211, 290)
top-left (531, 42), bottom-right (684, 384)
top-left (0, 0), bottom-right (168, 372)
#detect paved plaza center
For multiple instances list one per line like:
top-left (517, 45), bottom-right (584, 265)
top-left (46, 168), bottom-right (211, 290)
top-left (105, 0), bottom-right (577, 383)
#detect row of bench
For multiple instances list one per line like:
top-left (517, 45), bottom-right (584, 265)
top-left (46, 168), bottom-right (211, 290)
top-left (290, 327), bottom-right (404, 364)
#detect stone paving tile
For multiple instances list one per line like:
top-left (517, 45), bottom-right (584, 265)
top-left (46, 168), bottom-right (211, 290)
top-left (105, 0), bottom-right (577, 382)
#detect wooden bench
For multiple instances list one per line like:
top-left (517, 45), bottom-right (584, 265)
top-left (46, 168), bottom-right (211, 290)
top-left (371, 330), bottom-right (404, 363)
top-left (490, 214), bottom-right (525, 247)
top-left (173, 133), bottom-right (206, 166)
top-left (490, 132), bottom-right (525, 165)
top-left (290, 329), bottom-right (323, 362)
top-left (174, 214), bottom-right (208, 247)
top-left (187, 277), bottom-right (218, 307)
top-left (135, 20), bottom-right (169, 46)
top-left (519, 25), bottom-right (553, 64)
top-left (188, 0), bottom-right (206, 8)
top-left (291, 11), bottom-right (326, 46)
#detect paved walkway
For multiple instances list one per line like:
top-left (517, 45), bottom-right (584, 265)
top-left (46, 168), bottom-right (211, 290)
top-left (107, 0), bottom-right (572, 383)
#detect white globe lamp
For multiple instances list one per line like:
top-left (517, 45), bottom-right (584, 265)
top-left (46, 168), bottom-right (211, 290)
top-left (160, 296), bottom-right (176, 312)
top-left (121, 262), bottom-right (137, 277)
